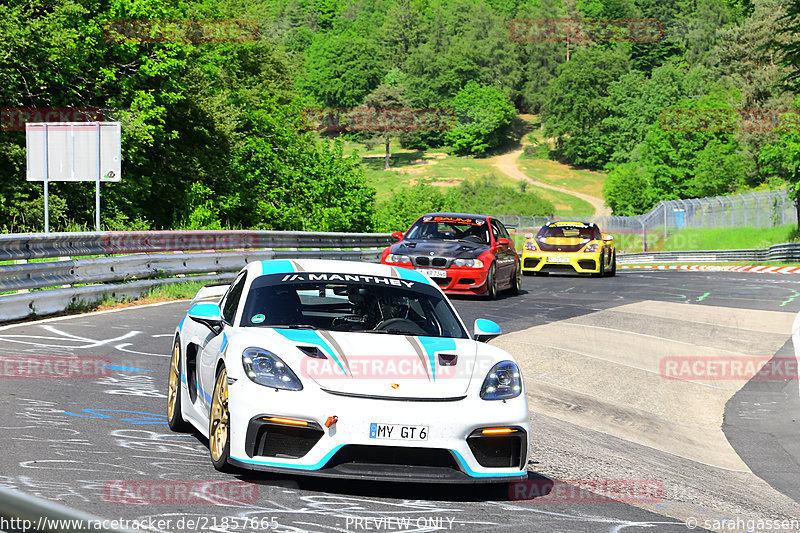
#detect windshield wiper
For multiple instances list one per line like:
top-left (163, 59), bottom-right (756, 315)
top-left (362, 329), bottom-right (424, 335)
top-left (260, 324), bottom-right (318, 330)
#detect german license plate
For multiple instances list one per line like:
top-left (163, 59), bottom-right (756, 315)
top-left (416, 268), bottom-right (447, 278)
top-left (546, 256), bottom-right (570, 264)
top-left (369, 423), bottom-right (428, 441)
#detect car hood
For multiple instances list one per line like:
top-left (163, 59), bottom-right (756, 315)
top-left (391, 240), bottom-right (489, 259)
top-left (239, 328), bottom-right (485, 399)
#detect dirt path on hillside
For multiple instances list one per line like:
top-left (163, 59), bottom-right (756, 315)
top-left (493, 147), bottom-right (611, 217)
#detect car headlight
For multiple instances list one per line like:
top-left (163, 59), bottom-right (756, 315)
top-left (242, 347), bottom-right (302, 390)
top-left (524, 240), bottom-right (537, 251)
top-left (583, 243), bottom-right (600, 253)
top-left (453, 258), bottom-right (484, 268)
top-left (388, 254), bottom-right (412, 263)
top-left (480, 361), bottom-right (522, 400)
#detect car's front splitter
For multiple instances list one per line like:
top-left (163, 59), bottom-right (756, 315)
top-left (228, 456), bottom-right (528, 484)
top-left (227, 380), bottom-right (529, 482)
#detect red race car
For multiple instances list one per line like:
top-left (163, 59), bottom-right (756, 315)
top-left (381, 213), bottom-right (521, 299)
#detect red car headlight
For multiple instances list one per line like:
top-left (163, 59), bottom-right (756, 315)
top-left (452, 258), bottom-right (484, 268)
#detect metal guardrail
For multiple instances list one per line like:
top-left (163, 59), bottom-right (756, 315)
top-left (0, 230), bottom-right (392, 261)
top-left (617, 242), bottom-right (800, 264)
top-left (1, 231), bottom-right (797, 323)
top-left (0, 230), bottom-right (393, 323)
top-left (0, 485), bottom-right (133, 532)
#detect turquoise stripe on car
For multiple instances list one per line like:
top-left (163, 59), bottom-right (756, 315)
top-left (416, 336), bottom-right (457, 382)
top-left (393, 267), bottom-right (430, 284)
top-left (232, 444), bottom-right (345, 470)
top-left (259, 260), bottom-right (296, 276)
top-left (450, 449), bottom-right (525, 478)
top-left (273, 329), bottom-right (348, 376)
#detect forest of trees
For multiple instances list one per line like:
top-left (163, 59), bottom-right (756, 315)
top-left (1, 0), bottom-right (799, 232)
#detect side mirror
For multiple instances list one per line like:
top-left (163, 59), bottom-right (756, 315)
top-left (188, 303), bottom-right (224, 335)
top-left (473, 318), bottom-right (502, 342)
top-left (391, 231), bottom-right (404, 240)
top-left (497, 237), bottom-right (510, 246)
top-left (602, 234), bottom-right (613, 242)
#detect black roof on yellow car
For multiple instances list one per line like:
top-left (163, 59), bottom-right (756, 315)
top-left (546, 221), bottom-right (596, 228)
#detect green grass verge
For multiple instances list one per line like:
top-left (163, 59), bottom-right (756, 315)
top-left (361, 144), bottom-right (496, 202)
top-left (659, 225), bottom-right (800, 252)
top-left (521, 183), bottom-right (594, 217)
top-left (516, 158), bottom-right (606, 200)
top-left (620, 261), bottom-right (800, 267)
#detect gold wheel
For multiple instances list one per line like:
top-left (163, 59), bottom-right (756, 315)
top-left (167, 342), bottom-right (180, 421)
top-left (209, 368), bottom-right (229, 463)
top-left (167, 339), bottom-right (190, 432)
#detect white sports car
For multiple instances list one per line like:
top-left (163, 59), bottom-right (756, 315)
top-left (167, 259), bottom-right (529, 482)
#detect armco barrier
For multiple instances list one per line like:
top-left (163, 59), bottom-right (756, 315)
top-left (617, 242), bottom-right (800, 264)
top-left (1, 232), bottom-right (797, 324)
top-left (0, 485), bottom-right (133, 532)
top-left (0, 230), bottom-right (392, 261)
top-left (0, 230), bottom-right (392, 323)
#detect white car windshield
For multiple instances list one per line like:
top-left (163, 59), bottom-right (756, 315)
top-left (240, 273), bottom-right (467, 338)
top-left (404, 216), bottom-right (490, 244)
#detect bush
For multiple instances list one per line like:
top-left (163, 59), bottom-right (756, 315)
top-left (445, 81), bottom-right (515, 156)
top-left (375, 176), bottom-right (554, 232)
top-left (374, 184), bottom-right (448, 232)
top-left (522, 143), bottom-right (550, 159)
top-left (603, 163), bottom-right (658, 215)
top-left (446, 176), bottom-right (554, 216)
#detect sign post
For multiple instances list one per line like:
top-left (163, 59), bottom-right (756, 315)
top-left (42, 123), bottom-right (49, 233)
top-left (25, 122), bottom-right (121, 233)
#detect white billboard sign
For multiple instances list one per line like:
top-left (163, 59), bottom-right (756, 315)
top-left (26, 122), bottom-right (121, 182)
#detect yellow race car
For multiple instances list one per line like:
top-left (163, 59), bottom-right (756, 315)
top-left (521, 221), bottom-right (616, 277)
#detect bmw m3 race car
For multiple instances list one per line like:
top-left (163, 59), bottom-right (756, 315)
top-left (167, 259), bottom-right (529, 482)
top-left (521, 221), bottom-right (616, 277)
top-left (380, 213), bottom-right (521, 298)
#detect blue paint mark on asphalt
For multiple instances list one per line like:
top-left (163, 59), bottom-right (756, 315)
top-left (63, 409), bottom-right (167, 425)
top-left (104, 365), bottom-right (154, 373)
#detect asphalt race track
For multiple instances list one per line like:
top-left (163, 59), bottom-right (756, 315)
top-left (1, 269), bottom-right (799, 533)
